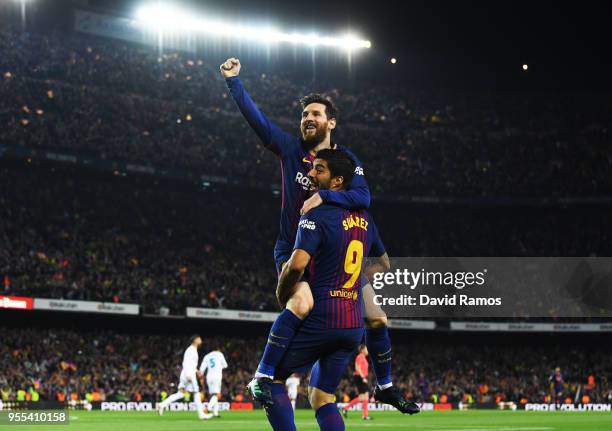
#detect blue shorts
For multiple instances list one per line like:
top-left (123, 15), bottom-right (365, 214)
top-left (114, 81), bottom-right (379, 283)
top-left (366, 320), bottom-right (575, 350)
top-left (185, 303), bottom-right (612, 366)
top-left (275, 323), bottom-right (364, 394)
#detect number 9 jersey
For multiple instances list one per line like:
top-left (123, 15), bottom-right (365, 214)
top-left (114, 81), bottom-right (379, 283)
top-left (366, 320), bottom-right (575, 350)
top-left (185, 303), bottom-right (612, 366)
top-left (294, 205), bottom-right (385, 330)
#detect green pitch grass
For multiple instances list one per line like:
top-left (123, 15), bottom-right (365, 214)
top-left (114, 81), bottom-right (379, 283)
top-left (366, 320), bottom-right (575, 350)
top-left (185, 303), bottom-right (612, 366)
top-left (14, 409), bottom-right (612, 431)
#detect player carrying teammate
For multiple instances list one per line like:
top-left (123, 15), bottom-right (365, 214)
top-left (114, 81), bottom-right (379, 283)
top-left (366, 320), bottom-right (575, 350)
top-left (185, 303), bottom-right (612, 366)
top-left (285, 373), bottom-right (301, 410)
top-left (199, 348), bottom-right (228, 418)
top-left (342, 345), bottom-right (372, 420)
top-left (157, 335), bottom-right (212, 420)
top-left (220, 57), bottom-right (416, 414)
top-left (265, 149), bottom-right (391, 431)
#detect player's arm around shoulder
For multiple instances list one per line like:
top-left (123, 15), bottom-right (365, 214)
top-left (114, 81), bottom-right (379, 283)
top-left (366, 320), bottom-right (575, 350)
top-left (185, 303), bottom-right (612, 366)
top-left (304, 150), bottom-right (370, 214)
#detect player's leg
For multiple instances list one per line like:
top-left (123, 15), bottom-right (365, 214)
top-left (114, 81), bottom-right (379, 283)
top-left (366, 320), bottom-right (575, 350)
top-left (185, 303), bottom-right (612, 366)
top-left (342, 378), bottom-right (362, 415)
top-left (362, 282), bottom-right (392, 386)
top-left (207, 377), bottom-right (221, 417)
top-left (309, 387), bottom-right (344, 431)
top-left (258, 320), bottom-right (321, 422)
top-left (308, 327), bottom-right (365, 431)
top-left (250, 280), bottom-right (314, 405)
top-left (264, 381), bottom-right (297, 431)
top-left (164, 389), bottom-right (186, 404)
top-left (192, 390), bottom-right (210, 420)
top-left (259, 328), bottom-right (321, 431)
top-left (208, 394), bottom-right (219, 416)
top-left (360, 391), bottom-right (370, 420)
top-left (362, 282), bottom-right (420, 414)
top-left (256, 281), bottom-right (313, 378)
top-left (158, 380), bottom-right (187, 414)
top-left (184, 377), bottom-right (209, 420)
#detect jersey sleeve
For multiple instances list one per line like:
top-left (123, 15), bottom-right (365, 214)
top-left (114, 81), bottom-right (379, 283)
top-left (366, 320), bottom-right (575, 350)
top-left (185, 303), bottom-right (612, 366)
top-left (368, 219), bottom-right (386, 257)
top-left (294, 210), bottom-right (324, 257)
top-left (221, 354), bottom-right (228, 369)
top-left (226, 77), bottom-right (296, 157)
top-left (318, 149), bottom-right (371, 210)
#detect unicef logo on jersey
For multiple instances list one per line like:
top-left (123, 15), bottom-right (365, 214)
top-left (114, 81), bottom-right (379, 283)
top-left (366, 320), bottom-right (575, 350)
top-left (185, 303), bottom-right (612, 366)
top-left (354, 166), bottom-right (364, 175)
top-left (299, 219), bottom-right (316, 230)
top-left (295, 172), bottom-right (311, 191)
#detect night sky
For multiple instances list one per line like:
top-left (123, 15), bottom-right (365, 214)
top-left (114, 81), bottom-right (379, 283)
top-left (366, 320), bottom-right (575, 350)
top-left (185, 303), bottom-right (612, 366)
top-left (16, 0), bottom-right (612, 90)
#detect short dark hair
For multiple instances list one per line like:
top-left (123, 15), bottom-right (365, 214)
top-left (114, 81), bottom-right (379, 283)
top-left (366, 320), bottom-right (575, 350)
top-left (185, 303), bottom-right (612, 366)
top-left (315, 149), bottom-right (355, 188)
top-left (189, 334), bottom-right (201, 344)
top-left (300, 93), bottom-right (338, 120)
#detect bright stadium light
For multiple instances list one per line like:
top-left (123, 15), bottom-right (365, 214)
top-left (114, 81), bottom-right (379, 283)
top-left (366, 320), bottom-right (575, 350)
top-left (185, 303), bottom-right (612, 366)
top-left (135, 4), bottom-right (371, 51)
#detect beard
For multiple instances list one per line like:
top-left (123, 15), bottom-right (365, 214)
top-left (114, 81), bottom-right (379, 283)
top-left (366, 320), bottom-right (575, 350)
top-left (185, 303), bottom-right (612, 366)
top-left (301, 123), bottom-right (328, 150)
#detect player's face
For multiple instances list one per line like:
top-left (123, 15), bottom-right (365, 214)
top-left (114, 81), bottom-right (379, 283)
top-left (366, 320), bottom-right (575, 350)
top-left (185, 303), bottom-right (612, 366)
top-left (194, 337), bottom-right (202, 348)
top-left (300, 103), bottom-right (336, 146)
top-left (308, 159), bottom-right (332, 192)
top-left (308, 159), bottom-right (345, 191)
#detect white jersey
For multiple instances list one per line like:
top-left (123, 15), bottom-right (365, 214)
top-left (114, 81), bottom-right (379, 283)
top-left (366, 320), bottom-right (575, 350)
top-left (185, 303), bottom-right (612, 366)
top-left (286, 376), bottom-right (300, 398)
top-left (199, 351), bottom-right (227, 379)
top-left (182, 345), bottom-right (199, 375)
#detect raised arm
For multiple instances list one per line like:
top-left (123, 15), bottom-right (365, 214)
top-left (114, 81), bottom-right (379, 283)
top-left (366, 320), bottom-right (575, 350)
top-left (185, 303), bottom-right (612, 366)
top-left (220, 58), bottom-right (295, 157)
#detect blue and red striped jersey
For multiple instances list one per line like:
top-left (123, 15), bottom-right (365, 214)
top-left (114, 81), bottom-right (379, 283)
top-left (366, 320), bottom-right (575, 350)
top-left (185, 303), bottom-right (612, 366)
top-left (226, 77), bottom-right (371, 260)
top-left (294, 205), bottom-right (385, 329)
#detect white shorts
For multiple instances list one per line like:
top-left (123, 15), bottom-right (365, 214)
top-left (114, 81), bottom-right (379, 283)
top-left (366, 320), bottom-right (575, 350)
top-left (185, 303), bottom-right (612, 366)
top-left (206, 376), bottom-right (222, 394)
top-left (178, 371), bottom-right (199, 393)
top-left (287, 389), bottom-right (298, 400)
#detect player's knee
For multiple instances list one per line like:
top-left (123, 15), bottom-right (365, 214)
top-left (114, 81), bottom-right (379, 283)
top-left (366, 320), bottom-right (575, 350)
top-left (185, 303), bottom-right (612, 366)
top-left (285, 283), bottom-right (313, 319)
top-left (365, 315), bottom-right (388, 328)
top-left (308, 387), bottom-right (335, 411)
top-left (286, 297), bottom-right (312, 319)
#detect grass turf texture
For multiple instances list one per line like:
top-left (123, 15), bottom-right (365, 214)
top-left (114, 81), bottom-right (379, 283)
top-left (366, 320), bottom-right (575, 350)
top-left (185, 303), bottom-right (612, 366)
top-left (12, 409), bottom-right (612, 431)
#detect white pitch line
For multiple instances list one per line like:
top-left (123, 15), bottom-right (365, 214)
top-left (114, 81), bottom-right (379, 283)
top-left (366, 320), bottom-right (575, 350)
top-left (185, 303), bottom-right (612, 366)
top-left (429, 428), bottom-right (553, 431)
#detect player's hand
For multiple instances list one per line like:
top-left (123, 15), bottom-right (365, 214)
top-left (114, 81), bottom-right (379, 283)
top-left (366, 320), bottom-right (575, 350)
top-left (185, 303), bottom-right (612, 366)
top-left (362, 378), bottom-right (367, 384)
top-left (220, 58), bottom-right (241, 78)
top-left (300, 192), bottom-right (322, 215)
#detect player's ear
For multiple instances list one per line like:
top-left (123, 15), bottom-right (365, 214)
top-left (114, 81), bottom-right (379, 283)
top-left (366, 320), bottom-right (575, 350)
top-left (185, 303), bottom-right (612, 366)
top-left (328, 117), bottom-right (336, 130)
top-left (332, 175), bottom-right (344, 187)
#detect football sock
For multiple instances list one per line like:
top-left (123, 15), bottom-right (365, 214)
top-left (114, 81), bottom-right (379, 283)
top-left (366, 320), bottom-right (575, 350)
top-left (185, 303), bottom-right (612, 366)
top-left (256, 309), bottom-right (303, 379)
top-left (265, 383), bottom-right (296, 431)
top-left (366, 326), bottom-right (393, 387)
top-left (315, 403), bottom-right (345, 431)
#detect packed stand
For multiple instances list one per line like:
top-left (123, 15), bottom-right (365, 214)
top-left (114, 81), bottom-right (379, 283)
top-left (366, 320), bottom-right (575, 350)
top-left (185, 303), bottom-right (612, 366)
top-left (1, 25), bottom-right (611, 196)
top-left (1, 328), bottom-right (610, 405)
top-left (2, 164), bottom-right (612, 318)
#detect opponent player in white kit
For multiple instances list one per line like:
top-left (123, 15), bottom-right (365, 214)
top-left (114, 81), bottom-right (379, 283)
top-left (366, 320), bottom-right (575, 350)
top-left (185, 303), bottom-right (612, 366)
top-left (199, 349), bottom-right (228, 418)
top-left (285, 373), bottom-right (301, 410)
top-left (158, 335), bottom-right (212, 420)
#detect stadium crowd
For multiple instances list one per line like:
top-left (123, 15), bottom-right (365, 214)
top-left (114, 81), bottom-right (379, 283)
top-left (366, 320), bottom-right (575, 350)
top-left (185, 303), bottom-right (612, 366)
top-left (2, 164), bottom-right (612, 317)
top-left (1, 25), bottom-right (611, 196)
top-left (0, 9), bottom-right (611, 417)
top-left (0, 162), bottom-right (612, 315)
top-left (1, 328), bottom-right (610, 405)
top-left (0, 165), bottom-right (279, 315)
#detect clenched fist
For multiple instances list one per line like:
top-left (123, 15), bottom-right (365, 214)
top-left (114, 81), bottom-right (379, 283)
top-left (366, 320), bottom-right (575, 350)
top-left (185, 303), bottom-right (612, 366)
top-left (220, 57), bottom-right (241, 78)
